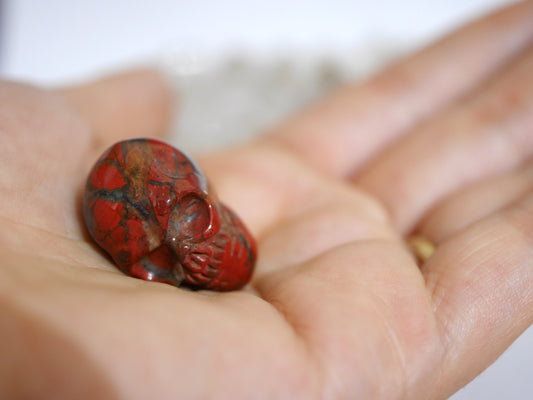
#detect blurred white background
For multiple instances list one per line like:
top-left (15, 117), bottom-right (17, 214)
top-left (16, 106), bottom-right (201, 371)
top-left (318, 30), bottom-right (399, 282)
top-left (1, 0), bottom-right (532, 398)
top-left (0, 0), bottom-right (518, 84)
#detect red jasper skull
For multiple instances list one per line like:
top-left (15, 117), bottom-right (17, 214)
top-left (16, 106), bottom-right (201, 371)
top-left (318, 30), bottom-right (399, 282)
top-left (83, 138), bottom-right (256, 291)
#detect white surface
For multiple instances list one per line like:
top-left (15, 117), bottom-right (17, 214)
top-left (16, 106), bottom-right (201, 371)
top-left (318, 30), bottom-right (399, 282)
top-left (2, 1), bottom-right (532, 399)
top-left (0, 0), bottom-right (513, 84)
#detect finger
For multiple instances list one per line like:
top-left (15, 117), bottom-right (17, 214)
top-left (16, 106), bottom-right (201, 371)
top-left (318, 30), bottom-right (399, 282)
top-left (265, 1), bottom-right (533, 177)
top-left (358, 42), bottom-right (533, 232)
top-left (253, 177), bottom-right (395, 278)
top-left (198, 144), bottom-right (327, 237)
top-left (58, 69), bottom-right (174, 155)
top-left (418, 161), bottom-right (533, 242)
top-left (422, 190), bottom-right (533, 398)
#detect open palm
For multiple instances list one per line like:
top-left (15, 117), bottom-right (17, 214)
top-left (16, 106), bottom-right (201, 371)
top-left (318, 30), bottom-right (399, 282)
top-left (2, 3), bottom-right (533, 399)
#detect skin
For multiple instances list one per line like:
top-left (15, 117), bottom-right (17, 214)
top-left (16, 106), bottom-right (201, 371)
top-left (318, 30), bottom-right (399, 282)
top-left (1, 2), bottom-right (533, 398)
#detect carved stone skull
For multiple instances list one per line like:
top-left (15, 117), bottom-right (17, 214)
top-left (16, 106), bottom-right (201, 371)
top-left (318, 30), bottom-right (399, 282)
top-left (83, 138), bottom-right (256, 291)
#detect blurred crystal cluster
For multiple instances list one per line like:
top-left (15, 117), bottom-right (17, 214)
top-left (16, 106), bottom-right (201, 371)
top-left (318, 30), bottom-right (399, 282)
top-left (162, 42), bottom-right (405, 153)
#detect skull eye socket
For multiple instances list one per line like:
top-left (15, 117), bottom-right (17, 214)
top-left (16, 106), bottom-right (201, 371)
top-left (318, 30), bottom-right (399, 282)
top-left (168, 194), bottom-right (220, 242)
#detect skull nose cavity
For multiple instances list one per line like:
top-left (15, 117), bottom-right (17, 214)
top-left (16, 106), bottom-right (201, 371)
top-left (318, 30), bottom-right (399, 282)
top-left (136, 243), bottom-right (185, 286)
top-left (171, 261), bottom-right (185, 284)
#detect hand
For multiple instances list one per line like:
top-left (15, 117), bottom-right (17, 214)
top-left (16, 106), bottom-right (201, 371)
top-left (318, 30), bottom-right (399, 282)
top-left (1, 2), bottom-right (533, 399)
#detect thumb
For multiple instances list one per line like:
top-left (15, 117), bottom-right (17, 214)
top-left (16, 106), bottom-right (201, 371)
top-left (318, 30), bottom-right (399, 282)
top-left (57, 68), bottom-right (175, 150)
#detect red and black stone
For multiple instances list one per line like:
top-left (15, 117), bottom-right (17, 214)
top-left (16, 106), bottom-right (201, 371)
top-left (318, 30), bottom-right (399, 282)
top-left (83, 138), bottom-right (256, 291)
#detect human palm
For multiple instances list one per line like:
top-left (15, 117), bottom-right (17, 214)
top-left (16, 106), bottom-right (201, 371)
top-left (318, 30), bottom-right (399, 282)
top-left (2, 3), bottom-right (533, 399)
